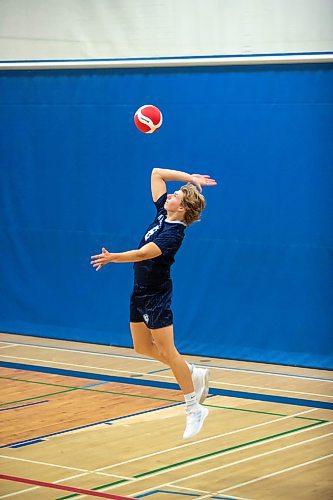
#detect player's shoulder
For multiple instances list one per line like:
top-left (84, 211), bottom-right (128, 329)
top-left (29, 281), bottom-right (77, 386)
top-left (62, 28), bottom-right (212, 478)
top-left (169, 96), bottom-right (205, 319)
top-left (154, 192), bottom-right (167, 209)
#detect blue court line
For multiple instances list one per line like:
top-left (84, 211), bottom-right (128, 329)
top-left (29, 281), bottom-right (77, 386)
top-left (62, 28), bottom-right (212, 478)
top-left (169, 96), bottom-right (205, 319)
top-left (1, 339), bottom-right (332, 382)
top-left (0, 400), bottom-right (48, 412)
top-left (11, 439), bottom-right (45, 448)
top-left (82, 381), bottom-right (110, 389)
top-left (147, 368), bottom-right (171, 374)
top-left (135, 490), bottom-right (198, 498)
top-left (0, 398), bottom-right (183, 449)
top-left (1, 361), bottom-right (333, 411)
top-left (0, 340), bottom-right (333, 382)
top-left (135, 490), bottom-right (230, 499)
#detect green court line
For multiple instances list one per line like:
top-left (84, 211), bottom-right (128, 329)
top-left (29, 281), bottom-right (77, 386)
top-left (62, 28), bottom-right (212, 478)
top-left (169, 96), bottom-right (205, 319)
top-left (0, 375), bottom-right (79, 389)
top-left (3, 372), bottom-right (326, 499)
top-left (55, 419), bottom-right (327, 499)
top-left (204, 403), bottom-right (328, 423)
top-left (56, 479), bottom-right (128, 500)
top-left (0, 375), bottom-right (329, 422)
top-left (0, 376), bottom-right (180, 404)
top-left (0, 388), bottom-right (79, 407)
top-left (134, 421), bottom-right (325, 478)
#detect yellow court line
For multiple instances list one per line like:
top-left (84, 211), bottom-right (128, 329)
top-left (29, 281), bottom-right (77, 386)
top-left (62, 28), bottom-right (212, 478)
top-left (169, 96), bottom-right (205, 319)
top-left (2, 354), bottom-right (332, 398)
top-left (130, 430), bottom-right (333, 498)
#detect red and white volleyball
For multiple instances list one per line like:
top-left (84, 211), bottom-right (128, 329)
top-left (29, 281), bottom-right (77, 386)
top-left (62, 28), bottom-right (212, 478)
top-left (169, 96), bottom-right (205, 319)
top-left (134, 105), bottom-right (163, 134)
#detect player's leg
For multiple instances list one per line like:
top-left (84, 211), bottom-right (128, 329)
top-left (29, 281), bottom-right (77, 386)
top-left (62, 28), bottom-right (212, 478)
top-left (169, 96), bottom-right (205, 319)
top-left (130, 321), bottom-right (169, 364)
top-left (151, 324), bottom-right (209, 438)
top-left (150, 324), bottom-right (194, 393)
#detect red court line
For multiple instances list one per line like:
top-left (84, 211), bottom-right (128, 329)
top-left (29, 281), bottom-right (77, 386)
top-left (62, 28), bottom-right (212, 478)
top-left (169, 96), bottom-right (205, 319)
top-left (0, 474), bottom-right (134, 499)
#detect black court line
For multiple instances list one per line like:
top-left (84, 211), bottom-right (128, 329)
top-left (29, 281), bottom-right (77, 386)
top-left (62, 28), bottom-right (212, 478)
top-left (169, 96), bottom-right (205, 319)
top-left (1, 361), bottom-right (332, 410)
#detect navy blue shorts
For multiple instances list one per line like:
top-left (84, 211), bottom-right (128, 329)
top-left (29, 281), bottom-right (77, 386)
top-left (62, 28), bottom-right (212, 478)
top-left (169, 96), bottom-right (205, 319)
top-left (130, 281), bottom-right (173, 329)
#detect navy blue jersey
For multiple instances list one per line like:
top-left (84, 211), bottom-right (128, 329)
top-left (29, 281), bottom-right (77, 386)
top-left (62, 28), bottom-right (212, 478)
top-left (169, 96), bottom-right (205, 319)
top-left (134, 193), bottom-right (186, 287)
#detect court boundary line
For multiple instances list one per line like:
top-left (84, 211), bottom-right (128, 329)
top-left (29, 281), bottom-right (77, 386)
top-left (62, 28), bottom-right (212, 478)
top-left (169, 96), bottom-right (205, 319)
top-left (0, 400), bottom-right (48, 412)
top-left (1, 374), bottom-right (328, 423)
top-left (137, 430), bottom-right (333, 497)
top-left (0, 401), bottom-right (183, 449)
top-left (2, 351), bottom-right (333, 402)
top-left (0, 474), bottom-right (134, 499)
top-left (216, 453), bottom-right (333, 496)
top-left (1, 361), bottom-right (332, 410)
top-left (0, 387), bottom-right (78, 409)
top-left (1, 338), bottom-right (332, 382)
top-left (75, 419), bottom-right (332, 497)
top-left (1, 377), bottom-right (330, 498)
top-left (131, 432), bottom-right (333, 498)
top-left (0, 366), bottom-right (330, 451)
top-left (95, 409), bottom-right (323, 473)
top-left (1, 409), bottom-right (326, 470)
top-left (0, 356), bottom-right (333, 400)
top-left (2, 353), bottom-right (331, 399)
top-left (0, 470), bottom-right (130, 499)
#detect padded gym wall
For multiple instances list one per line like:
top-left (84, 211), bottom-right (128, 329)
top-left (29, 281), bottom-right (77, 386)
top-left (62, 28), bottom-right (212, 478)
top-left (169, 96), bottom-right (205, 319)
top-left (0, 63), bottom-right (332, 368)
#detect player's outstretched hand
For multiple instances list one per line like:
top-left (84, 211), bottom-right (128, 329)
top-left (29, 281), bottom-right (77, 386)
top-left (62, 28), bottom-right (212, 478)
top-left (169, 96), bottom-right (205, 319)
top-left (90, 247), bottom-right (112, 271)
top-left (190, 174), bottom-right (217, 192)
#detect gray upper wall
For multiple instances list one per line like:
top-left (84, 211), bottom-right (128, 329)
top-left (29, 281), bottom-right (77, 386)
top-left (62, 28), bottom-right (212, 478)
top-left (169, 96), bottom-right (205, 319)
top-left (0, 0), bottom-right (332, 62)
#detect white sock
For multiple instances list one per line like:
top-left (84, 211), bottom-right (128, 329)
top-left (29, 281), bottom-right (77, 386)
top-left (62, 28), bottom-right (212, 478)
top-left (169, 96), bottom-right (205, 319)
top-left (184, 391), bottom-right (199, 410)
top-left (186, 361), bottom-right (193, 374)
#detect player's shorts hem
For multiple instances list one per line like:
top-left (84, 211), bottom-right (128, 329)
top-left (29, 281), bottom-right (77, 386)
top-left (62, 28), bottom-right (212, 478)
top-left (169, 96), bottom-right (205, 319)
top-left (149, 321), bottom-right (173, 330)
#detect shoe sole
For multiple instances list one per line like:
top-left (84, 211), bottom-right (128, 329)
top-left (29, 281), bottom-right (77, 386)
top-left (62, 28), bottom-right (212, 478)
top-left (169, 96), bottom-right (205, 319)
top-left (199, 369), bottom-right (210, 404)
top-left (183, 406), bottom-right (209, 439)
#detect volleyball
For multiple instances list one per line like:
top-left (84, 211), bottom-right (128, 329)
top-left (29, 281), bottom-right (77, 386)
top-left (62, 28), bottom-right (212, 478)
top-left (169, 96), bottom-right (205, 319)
top-left (134, 105), bottom-right (163, 134)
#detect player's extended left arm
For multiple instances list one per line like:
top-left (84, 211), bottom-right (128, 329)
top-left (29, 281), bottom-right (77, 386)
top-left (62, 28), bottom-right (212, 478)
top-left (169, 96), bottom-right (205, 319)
top-left (90, 243), bottom-right (161, 271)
top-left (153, 168), bottom-right (217, 192)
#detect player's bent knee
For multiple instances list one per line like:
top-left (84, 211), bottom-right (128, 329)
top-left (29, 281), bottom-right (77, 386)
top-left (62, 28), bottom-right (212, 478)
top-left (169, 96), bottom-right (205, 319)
top-left (133, 342), bottom-right (151, 356)
top-left (156, 347), bottom-right (175, 363)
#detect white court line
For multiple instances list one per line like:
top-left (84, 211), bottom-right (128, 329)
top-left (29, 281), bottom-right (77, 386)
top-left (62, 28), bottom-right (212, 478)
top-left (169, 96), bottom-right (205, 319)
top-left (167, 487), bottom-right (250, 500)
top-left (2, 354), bottom-right (333, 399)
top-left (0, 344), bottom-right (17, 349)
top-left (96, 409), bottom-right (322, 488)
top-left (209, 380), bottom-right (333, 399)
top-left (0, 409), bottom-right (319, 480)
top-left (166, 484), bottom-right (251, 499)
top-left (0, 355), bottom-right (149, 377)
top-left (166, 485), bottom-right (249, 500)
top-left (1, 340), bottom-right (332, 382)
top-left (0, 454), bottom-right (130, 478)
top-left (130, 431), bottom-right (333, 498)
top-left (165, 484), bottom-right (210, 494)
top-left (1, 408), bottom-right (316, 482)
top-left (217, 453), bottom-right (333, 495)
top-left (94, 408), bottom-right (317, 472)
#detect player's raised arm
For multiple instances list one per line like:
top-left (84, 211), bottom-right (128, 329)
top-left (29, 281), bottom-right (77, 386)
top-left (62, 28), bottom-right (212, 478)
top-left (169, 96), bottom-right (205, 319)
top-left (151, 168), bottom-right (217, 201)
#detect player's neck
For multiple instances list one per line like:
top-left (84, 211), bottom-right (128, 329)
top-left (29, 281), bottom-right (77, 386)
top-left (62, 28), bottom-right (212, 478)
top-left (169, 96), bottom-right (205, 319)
top-left (166, 211), bottom-right (185, 223)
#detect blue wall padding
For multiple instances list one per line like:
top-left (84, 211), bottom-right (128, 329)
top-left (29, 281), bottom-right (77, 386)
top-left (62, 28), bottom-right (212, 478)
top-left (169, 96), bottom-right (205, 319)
top-left (0, 64), bottom-right (332, 368)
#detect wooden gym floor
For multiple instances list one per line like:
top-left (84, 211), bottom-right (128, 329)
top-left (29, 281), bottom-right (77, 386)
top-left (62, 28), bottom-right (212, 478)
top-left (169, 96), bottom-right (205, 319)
top-left (0, 332), bottom-right (332, 499)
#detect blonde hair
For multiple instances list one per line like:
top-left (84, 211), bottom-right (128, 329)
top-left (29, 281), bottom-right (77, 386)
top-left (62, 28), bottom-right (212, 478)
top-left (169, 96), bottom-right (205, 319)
top-left (180, 183), bottom-right (206, 226)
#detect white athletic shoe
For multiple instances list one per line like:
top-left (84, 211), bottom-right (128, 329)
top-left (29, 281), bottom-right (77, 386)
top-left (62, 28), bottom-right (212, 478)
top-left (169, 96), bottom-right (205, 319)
top-left (192, 366), bottom-right (209, 404)
top-left (183, 405), bottom-right (209, 439)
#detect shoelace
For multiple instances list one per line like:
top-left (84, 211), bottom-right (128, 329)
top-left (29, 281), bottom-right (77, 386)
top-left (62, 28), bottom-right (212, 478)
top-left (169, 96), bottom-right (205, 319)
top-left (186, 408), bottom-right (201, 422)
